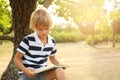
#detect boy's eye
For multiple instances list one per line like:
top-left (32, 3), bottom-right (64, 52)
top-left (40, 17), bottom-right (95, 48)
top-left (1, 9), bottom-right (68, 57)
top-left (45, 28), bottom-right (49, 30)
top-left (38, 29), bottom-right (42, 31)
top-left (38, 28), bottom-right (49, 31)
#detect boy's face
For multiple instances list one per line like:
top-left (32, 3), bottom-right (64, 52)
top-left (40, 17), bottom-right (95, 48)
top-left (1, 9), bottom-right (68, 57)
top-left (36, 26), bottom-right (50, 39)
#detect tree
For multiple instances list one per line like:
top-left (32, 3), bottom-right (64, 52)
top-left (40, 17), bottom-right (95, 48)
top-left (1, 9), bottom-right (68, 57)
top-left (55, 0), bottom-right (104, 23)
top-left (54, 0), bottom-right (104, 45)
top-left (111, 18), bottom-right (120, 47)
top-left (1, 0), bottom-right (53, 79)
top-left (109, 0), bottom-right (120, 47)
top-left (1, 0), bottom-right (37, 79)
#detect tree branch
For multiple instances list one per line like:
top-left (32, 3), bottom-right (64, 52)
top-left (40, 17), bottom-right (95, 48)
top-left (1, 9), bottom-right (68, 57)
top-left (0, 35), bottom-right (14, 42)
top-left (3, 26), bottom-right (13, 34)
top-left (39, 0), bottom-right (53, 8)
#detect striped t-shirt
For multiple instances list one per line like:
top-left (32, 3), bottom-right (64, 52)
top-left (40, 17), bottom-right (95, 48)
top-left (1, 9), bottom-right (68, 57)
top-left (17, 32), bottom-right (57, 72)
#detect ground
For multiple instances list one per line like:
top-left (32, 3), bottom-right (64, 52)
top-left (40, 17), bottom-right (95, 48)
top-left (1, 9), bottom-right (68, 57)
top-left (0, 41), bottom-right (120, 80)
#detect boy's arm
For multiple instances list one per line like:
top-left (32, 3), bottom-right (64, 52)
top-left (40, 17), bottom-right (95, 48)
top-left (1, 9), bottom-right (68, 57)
top-left (49, 55), bottom-right (61, 66)
top-left (14, 51), bottom-right (36, 78)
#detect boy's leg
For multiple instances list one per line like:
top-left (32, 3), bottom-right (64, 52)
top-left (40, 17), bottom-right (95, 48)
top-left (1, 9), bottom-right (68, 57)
top-left (18, 73), bottom-right (31, 80)
top-left (46, 68), bottom-right (66, 80)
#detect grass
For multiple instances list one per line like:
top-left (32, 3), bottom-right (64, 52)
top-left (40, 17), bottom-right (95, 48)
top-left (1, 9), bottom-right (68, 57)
top-left (0, 41), bottom-right (13, 57)
top-left (0, 41), bottom-right (120, 80)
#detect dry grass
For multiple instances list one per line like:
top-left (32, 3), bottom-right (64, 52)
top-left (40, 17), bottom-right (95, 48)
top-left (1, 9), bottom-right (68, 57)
top-left (0, 41), bottom-right (13, 78)
top-left (0, 41), bottom-right (120, 80)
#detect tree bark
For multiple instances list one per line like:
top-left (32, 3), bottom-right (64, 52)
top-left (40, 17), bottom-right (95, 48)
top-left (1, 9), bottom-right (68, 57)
top-left (0, 35), bottom-right (14, 42)
top-left (1, 0), bottom-right (37, 80)
top-left (112, 33), bottom-right (116, 47)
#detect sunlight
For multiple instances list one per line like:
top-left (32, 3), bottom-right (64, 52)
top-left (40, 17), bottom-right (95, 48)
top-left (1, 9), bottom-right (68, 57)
top-left (104, 0), bottom-right (120, 11)
top-left (73, 0), bottom-right (79, 2)
top-left (104, 0), bottom-right (114, 11)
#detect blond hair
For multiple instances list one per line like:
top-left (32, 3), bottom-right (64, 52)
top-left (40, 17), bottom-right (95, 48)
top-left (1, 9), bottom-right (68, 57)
top-left (30, 8), bottom-right (52, 31)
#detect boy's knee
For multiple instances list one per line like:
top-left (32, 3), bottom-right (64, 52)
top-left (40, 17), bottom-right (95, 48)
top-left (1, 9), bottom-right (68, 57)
top-left (55, 68), bottom-right (65, 74)
top-left (55, 68), bottom-right (66, 80)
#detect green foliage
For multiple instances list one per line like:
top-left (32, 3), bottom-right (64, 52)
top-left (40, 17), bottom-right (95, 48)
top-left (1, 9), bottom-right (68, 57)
top-left (38, 0), bottom-right (44, 3)
top-left (86, 34), bottom-right (113, 45)
top-left (54, 0), bottom-right (72, 20)
top-left (37, 0), bottom-right (44, 4)
top-left (86, 35), bottom-right (102, 45)
top-left (116, 35), bottom-right (120, 43)
top-left (50, 26), bottom-right (83, 43)
top-left (0, 0), bottom-right (11, 34)
top-left (110, 11), bottom-right (120, 20)
top-left (110, 11), bottom-right (120, 34)
top-left (95, 16), bottom-right (113, 38)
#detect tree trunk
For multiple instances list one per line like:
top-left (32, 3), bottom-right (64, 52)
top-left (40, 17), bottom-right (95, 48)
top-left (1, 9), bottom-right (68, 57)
top-left (1, 0), bottom-right (37, 80)
top-left (1, 0), bottom-right (53, 79)
top-left (112, 33), bottom-right (116, 47)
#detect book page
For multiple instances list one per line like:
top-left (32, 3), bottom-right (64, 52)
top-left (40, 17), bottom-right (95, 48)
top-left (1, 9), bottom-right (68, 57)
top-left (33, 65), bottom-right (67, 74)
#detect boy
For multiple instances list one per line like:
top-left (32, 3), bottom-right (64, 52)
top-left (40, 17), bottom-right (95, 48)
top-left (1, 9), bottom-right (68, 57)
top-left (14, 8), bottom-right (66, 80)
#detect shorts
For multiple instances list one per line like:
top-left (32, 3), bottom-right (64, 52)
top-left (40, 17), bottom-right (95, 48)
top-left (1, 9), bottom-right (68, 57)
top-left (18, 72), bottom-right (46, 80)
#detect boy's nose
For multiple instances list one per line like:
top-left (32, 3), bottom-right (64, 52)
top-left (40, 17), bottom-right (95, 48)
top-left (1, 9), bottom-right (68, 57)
top-left (42, 30), bottom-right (47, 34)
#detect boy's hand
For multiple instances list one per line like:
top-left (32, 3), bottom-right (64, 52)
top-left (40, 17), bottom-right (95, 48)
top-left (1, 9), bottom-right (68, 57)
top-left (25, 69), bottom-right (36, 78)
top-left (56, 64), bottom-right (68, 70)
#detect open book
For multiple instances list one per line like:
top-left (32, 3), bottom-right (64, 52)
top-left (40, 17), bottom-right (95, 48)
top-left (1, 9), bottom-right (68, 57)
top-left (33, 65), bottom-right (67, 74)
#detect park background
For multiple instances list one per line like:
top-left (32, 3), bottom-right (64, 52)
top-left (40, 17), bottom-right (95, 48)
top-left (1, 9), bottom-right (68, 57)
top-left (0, 0), bottom-right (120, 80)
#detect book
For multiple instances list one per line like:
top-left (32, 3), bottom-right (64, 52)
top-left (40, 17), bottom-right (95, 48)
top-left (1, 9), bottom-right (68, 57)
top-left (33, 65), bottom-right (67, 74)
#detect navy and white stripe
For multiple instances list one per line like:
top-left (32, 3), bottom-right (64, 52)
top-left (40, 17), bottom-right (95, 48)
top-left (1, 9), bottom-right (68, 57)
top-left (17, 32), bottom-right (57, 72)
